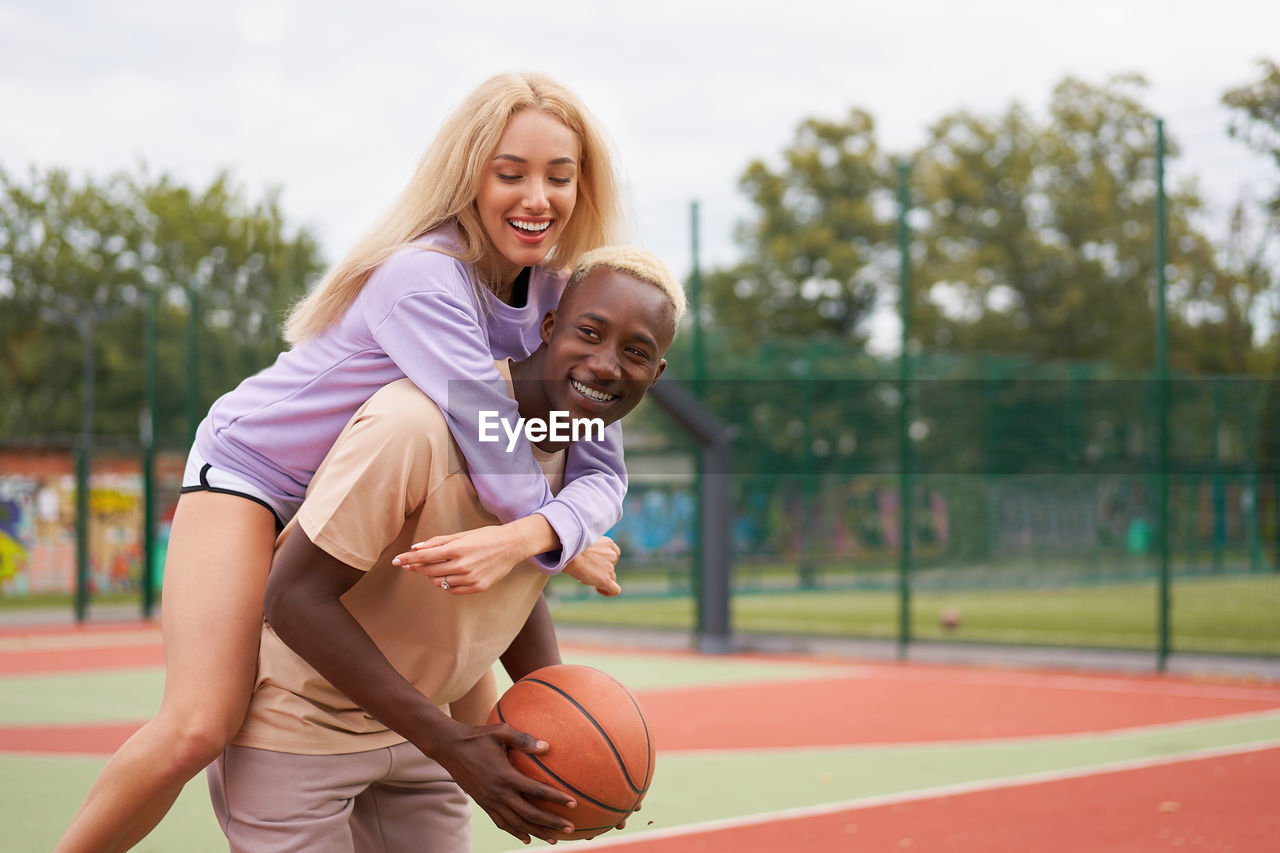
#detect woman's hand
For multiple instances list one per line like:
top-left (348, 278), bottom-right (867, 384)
top-left (563, 536), bottom-right (622, 596)
top-left (392, 515), bottom-right (558, 593)
top-left (432, 719), bottom-right (576, 844)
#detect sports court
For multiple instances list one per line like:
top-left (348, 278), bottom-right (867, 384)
top-left (4, 617), bottom-right (1277, 852)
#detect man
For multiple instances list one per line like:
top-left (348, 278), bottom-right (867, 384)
top-left (207, 246), bottom-right (684, 852)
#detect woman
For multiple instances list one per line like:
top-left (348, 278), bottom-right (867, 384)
top-left (55, 71), bottom-right (629, 852)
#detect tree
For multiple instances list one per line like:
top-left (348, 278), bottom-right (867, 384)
top-left (1223, 59), bottom-right (1280, 568)
top-left (1218, 58), bottom-right (1280, 375)
top-left (704, 75), bottom-right (1271, 375)
top-left (910, 74), bottom-right (1257, 374)
top-left (1223, 58), bottom-right (1280, 213)
top-left (0, 166), bottom-right (324, 440)
top-left (704, 109), bottom-right (897, 354)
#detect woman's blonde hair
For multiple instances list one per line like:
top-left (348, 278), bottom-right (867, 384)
top-left (284, 72), bottom-right (625, 344)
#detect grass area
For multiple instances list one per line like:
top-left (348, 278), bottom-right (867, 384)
top-left (6, 569), bottom-right (1276, 657)
top-left (548, 572), bottom-right (1280, 655)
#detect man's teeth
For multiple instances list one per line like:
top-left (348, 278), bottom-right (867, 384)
top-left (510, 220), bottom-right (550, 232)
top-left (572, 379), bottom-right (615, 402)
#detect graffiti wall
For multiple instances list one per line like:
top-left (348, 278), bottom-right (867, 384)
top-left (608, 477), bottom-right (952, 567)
top-left (0, 448), bottom-right (183, 599)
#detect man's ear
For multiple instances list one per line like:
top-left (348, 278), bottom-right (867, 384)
top-left (539, 310), bottom-right (556, 344)
top-left (648, 358), bottom-right (667, 387)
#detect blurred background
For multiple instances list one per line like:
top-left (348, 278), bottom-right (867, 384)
top-left (2, 1), bottom-right (1278, 668)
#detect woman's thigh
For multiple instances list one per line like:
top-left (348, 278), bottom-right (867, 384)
top-left (157, 490), bottom-right (278, 726)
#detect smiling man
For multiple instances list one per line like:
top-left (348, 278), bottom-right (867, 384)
top-left (206, 246), bottom-right (683, 853)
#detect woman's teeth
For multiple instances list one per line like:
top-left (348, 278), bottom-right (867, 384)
top-left (511, 220), bottom-right (550, 232)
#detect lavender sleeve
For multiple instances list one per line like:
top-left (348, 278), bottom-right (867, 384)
top-left (553, 420), bottom-right (628, 553)
top-left (368, 252), bottom-right (624, 571)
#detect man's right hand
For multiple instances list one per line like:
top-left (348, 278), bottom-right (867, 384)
top-left (432, 720), bottom-right (577, 845)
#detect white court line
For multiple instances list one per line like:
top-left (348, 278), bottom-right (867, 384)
top-left (498, 737), bottom-right (1280, 851)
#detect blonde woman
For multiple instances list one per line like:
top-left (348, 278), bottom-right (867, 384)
top-left (55, 71), bottom-right (630, 853)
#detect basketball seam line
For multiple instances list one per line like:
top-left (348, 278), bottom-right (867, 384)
top-left (523, 754), bottom-right (632, 818)
top-left (586, 668), bottom-right (657, 796)
top-left (584, 669), bottom-right (655, 810)
top-left (524, 677), bottom-right (649, 796)
top-left (494, 700), bottom-right (633, 817)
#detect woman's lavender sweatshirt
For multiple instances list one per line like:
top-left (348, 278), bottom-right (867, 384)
top-left (193, 232), bottom-right (626, 572)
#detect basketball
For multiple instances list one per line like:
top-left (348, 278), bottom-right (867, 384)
top-left (487, 664), bottom-right (655, 841)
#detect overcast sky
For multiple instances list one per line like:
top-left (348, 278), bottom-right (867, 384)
top-left (3, 0), bottom-right (1277, 298)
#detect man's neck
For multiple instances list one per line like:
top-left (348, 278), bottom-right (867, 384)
top-left (508, 351), bottom-right (566, 453)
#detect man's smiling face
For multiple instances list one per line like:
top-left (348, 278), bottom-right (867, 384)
top-left (538, 267), bottom-right (674, 429)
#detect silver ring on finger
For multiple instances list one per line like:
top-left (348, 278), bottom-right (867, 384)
top-left (441, 578), bottom-right (450, 591)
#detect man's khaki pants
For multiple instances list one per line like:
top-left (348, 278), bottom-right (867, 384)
top-left (208, 741), bottom-right (470, 853)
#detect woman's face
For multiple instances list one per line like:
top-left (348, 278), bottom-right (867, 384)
top-left (475, 109), bottom-right (580, 286)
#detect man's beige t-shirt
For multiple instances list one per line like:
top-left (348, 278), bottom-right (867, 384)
top-left (233, 365), bottom-right (565, 755)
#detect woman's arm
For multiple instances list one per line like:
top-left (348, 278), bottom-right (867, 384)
top-left (397, 527), bottom-right (621, 597)
top-left (392, 515), bottom-right (560, 595)
top-left (545, 420), bottom-right (628, 559)
top-left (371, 251), bottom-right (626, 580)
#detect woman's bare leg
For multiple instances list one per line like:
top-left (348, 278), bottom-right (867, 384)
top-left (53, 492), bottom-right (278, 853)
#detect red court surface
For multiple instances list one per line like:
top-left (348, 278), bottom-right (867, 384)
top-left (0, 722), bottom-right (143, 755)
top-left (0, 621), bottom-right (164, 674)
top-left (0, 642), bottom-right (164, 675)
top-left (641, 669), bottom-right (1280, 750)
top-left (610, 747), bottom-right (1280, 853)
top-left (3, 623), bottom-right (1280, 756)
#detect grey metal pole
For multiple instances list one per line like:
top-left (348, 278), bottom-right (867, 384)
top-left (647, 380), bottom-right (736, 653)
top-left (690, 200), bottom-right (705, 397)
top-left (186, 279), bottom-right (200, 448)
top-left (142, 290), bottom-right (159, 618)
top-left (75, 314), bottom-right (94, 623)
top-left (699, 440), bottom-right (734, 654)
top-left (896, 161), bottom-right (914, 659)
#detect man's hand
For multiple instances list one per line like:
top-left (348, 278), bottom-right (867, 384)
top-left (563, 536), bottom-right (621, 596)
top-left (433, 719), bottom-right (577, 845)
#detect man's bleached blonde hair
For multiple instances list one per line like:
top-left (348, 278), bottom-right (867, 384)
top-left (565, 246), bottom-right (686, 324)
top-left (284, 71), bottom-right (625, 345)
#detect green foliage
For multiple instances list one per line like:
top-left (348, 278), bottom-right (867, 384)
top-left (708, 73), bottom-right (1276, 377)
top-left (0, 166), bottom-right (325, 441)
top-left (909, 74), bottom-right (1269, 374)
top-left (916, 76), bottom-right (1169, 368)
top-left (1223, 59), bottom-right (1280, 212)
top-left (706, 109), bottom-right (896, 352)
top-left (1218, 59), bottom-right (1280, 377)
top-left (678, 70), bottom-right (1280, 574)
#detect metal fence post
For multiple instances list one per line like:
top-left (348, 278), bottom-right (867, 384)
top-left (1155, 118), bottom-right (1172, 671)
top-left (897, 161), bottom-right (914, 659)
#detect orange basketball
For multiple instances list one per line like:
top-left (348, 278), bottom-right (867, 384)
top-left (487, 664), bottom-right (655, 841)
